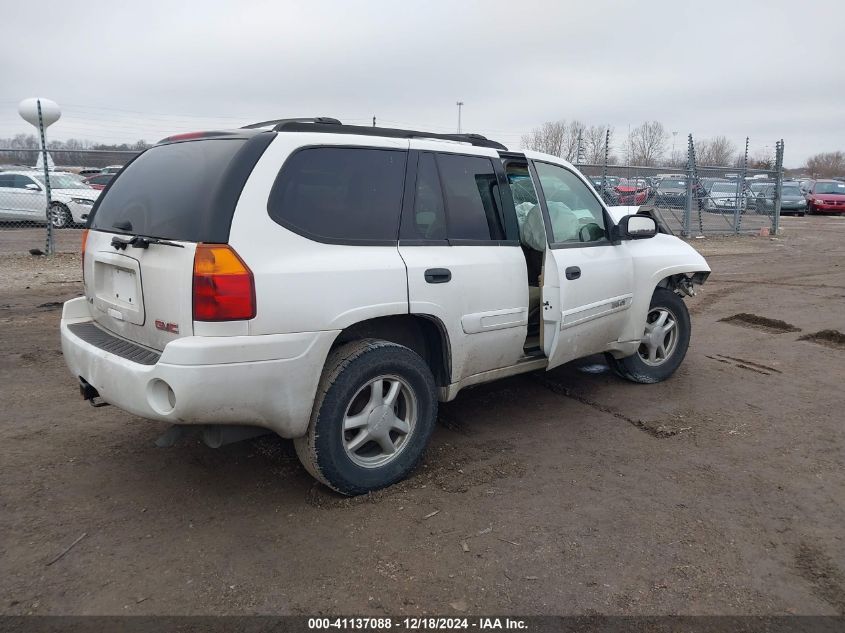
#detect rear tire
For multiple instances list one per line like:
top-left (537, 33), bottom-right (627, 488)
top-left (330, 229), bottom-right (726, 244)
top-left (607, 287), bottom-right (691, 384)
top-left (294, 338), bottom-right (438, 495)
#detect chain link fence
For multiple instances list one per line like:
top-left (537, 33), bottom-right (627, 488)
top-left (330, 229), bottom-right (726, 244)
top-left (1, 133), bottom-right (786, 257)
top-left (575, 134), bottom-right (786, 237)
top-left (0, 148), bottom-right (137, 254)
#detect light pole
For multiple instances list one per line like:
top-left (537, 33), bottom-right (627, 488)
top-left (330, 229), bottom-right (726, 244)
top-left (456, 101), bottom-right (464, 134)
top-left (19, 98), bottom-right (61, 255)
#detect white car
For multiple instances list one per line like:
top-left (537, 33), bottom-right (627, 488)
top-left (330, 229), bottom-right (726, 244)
top-left (0, 170), bottom-right (99, 227)
top-left (60, 120), bottom-right (710, 495)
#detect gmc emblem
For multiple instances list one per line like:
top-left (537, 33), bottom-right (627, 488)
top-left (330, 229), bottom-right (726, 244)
top-left (155, 320), bottom-right (179, 334)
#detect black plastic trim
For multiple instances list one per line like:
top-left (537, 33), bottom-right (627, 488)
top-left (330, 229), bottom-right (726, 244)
top-left (68, 322), bottom-right (161, 365)
top-left (242, 117), bottom-right (341, 130)
top-left (447, 239), bottom-right (519, 247)
top-left (491, 157), bottom-right (520, 242)
top-left (272, 121), bottom-right (506, 150)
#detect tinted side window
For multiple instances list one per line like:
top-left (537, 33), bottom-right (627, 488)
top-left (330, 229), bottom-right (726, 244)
top-left (0, 174), bottom-right (15, 188)
top-left (534, 162), bottom-right (607, 244)
top-left (268, 147), bottom-right (407, 243)
top-left (402, 153), bottom-right (446, 240)
top-left (13, 175), bottom-right (37, 189)
top-left (436, 154), bottom-right (504, 241)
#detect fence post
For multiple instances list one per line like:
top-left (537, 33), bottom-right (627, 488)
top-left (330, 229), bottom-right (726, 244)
top-left (36, 100), bottom-right (54, 256)
top-left (601, 128), bottom-right (609, 191)
top-left (683, 134), bottom-right (693, 237)
top-left (772, 140), bottom-right (784, 235)
top-left (575, 130), bottom-right (582, 170)
top-left (735, 136), bottom-right (749, 234)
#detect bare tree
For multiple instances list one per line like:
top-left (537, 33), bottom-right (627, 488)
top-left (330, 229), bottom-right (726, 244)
top-left (561, 120), bottom-right (585, 163)
top-left (584, 125), bottom-right (614, 164)
top-left (626, 121), bottom-right (668, 166)
top-left (748, 148), bottom-right (775, 170)
top-left (697, 136), bottom-right (737, 166)
top-left (521, 121), bottom-right (567, 156)
top-left (806, 151), bottom-right (845, 178)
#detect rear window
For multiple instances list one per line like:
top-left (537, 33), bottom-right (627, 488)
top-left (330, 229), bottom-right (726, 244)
top-left (267, 147), bottom-right (407, 244)
top-left (89, 138), bottom-right (252, 242)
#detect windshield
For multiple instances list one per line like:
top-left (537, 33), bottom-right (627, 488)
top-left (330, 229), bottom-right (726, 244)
top-left (815, 182), bottom-right (845, 194)
top-left (660, 180), bottom-right (686, 188)
top-left (35, 173), bottom-right (91, 190)
top-left (781, 186), bottom-right (801, 196)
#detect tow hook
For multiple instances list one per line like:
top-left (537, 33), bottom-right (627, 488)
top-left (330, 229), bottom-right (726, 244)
top-left (79, 377), bottom-right (109, 408)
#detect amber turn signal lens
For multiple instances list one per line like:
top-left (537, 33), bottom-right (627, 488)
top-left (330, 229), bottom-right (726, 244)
top-left (192, 244), bottom-right (255, 321)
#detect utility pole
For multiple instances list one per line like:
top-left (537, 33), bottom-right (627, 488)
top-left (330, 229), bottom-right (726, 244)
top-left (456, 101), bottom-right (464, 134)
top-left (672, 131), bottom-right (678, 163)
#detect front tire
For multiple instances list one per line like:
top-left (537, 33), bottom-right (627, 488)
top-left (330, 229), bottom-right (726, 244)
top-left (294, 339), bottom-right (438, 495)
top-left (49, 203), bottom-right (72, 229)
top-left (607, 287), bottom-right (691, 384)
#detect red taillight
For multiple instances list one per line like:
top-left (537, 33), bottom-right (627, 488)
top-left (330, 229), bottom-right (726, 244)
top-left (192, 244), bottom-right (256, 321)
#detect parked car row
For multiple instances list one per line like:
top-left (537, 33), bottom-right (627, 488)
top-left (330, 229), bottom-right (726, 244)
top-left (592, 174), bottom-right (844, 218)
top-left (0, 170), bottom-right (100, 227)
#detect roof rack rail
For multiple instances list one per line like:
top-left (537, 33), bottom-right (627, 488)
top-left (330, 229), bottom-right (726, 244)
top-left (241, 117), bottom-right (341, 130)
top-left (270, 120), bottom-right (507, 150)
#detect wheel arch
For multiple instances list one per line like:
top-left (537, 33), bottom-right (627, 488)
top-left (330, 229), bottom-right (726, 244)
top-left (330, 314), bottom-right (451, 387)
top-left (618, 257), bottom-right (710, 348)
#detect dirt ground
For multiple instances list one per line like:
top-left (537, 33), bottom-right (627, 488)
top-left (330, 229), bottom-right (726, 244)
top-left (1, 216), bottom-right (844, 616)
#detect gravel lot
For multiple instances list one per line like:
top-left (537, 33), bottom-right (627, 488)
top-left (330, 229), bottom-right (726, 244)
top-left (1, 216), bottom-right (844, 616)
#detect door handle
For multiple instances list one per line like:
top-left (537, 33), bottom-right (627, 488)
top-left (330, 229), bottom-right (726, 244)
top-left (565, 266), bottom-right (581, 280)
top-left (424, 268), bottom-right (451, 284)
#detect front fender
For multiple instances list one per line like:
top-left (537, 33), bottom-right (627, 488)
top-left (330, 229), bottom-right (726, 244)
top-left (619, 234), bottom-right (710, 344)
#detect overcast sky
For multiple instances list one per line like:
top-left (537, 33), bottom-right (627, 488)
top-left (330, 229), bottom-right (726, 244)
top-left (1, 0), bottom-right (843, 167)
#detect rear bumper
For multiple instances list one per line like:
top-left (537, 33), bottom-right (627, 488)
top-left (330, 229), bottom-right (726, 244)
top-left (60, 297), bottom-right (337, 438)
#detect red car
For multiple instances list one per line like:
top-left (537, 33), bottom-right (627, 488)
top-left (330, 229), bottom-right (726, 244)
top-left (613, 181), bottom-right (649, 205)
top-left (807, 180), bottom-right (845, 214)
top-left (83, 174), bottom-right (113, 190)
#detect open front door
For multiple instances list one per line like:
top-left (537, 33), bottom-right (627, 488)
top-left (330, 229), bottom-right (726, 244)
top-left (531, 159), bottom-right (634, 370)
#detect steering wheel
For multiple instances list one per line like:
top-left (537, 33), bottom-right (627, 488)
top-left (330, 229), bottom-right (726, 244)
top-left (578, 223), bottom-right (603, 243)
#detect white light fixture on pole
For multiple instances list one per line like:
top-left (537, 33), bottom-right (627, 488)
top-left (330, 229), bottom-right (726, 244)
top-left (18, 97), bottom-right (61, 254)
top-left (456, 101), bottom-right (464, 134)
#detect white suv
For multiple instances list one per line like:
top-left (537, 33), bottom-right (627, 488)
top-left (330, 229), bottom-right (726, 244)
top-left (60, 119), bottom-right (710, 495)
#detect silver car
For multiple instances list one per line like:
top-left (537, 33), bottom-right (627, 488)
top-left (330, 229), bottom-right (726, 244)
top-left (0, 170), bottom-right (100, 228)
top-left (704, 181), bottom-right (746, 213)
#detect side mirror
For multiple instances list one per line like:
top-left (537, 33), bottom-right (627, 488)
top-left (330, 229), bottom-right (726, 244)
top-left (617, 214), bottom-right (657, 240)
top-left (25, 183), bottom-right (41, 191)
